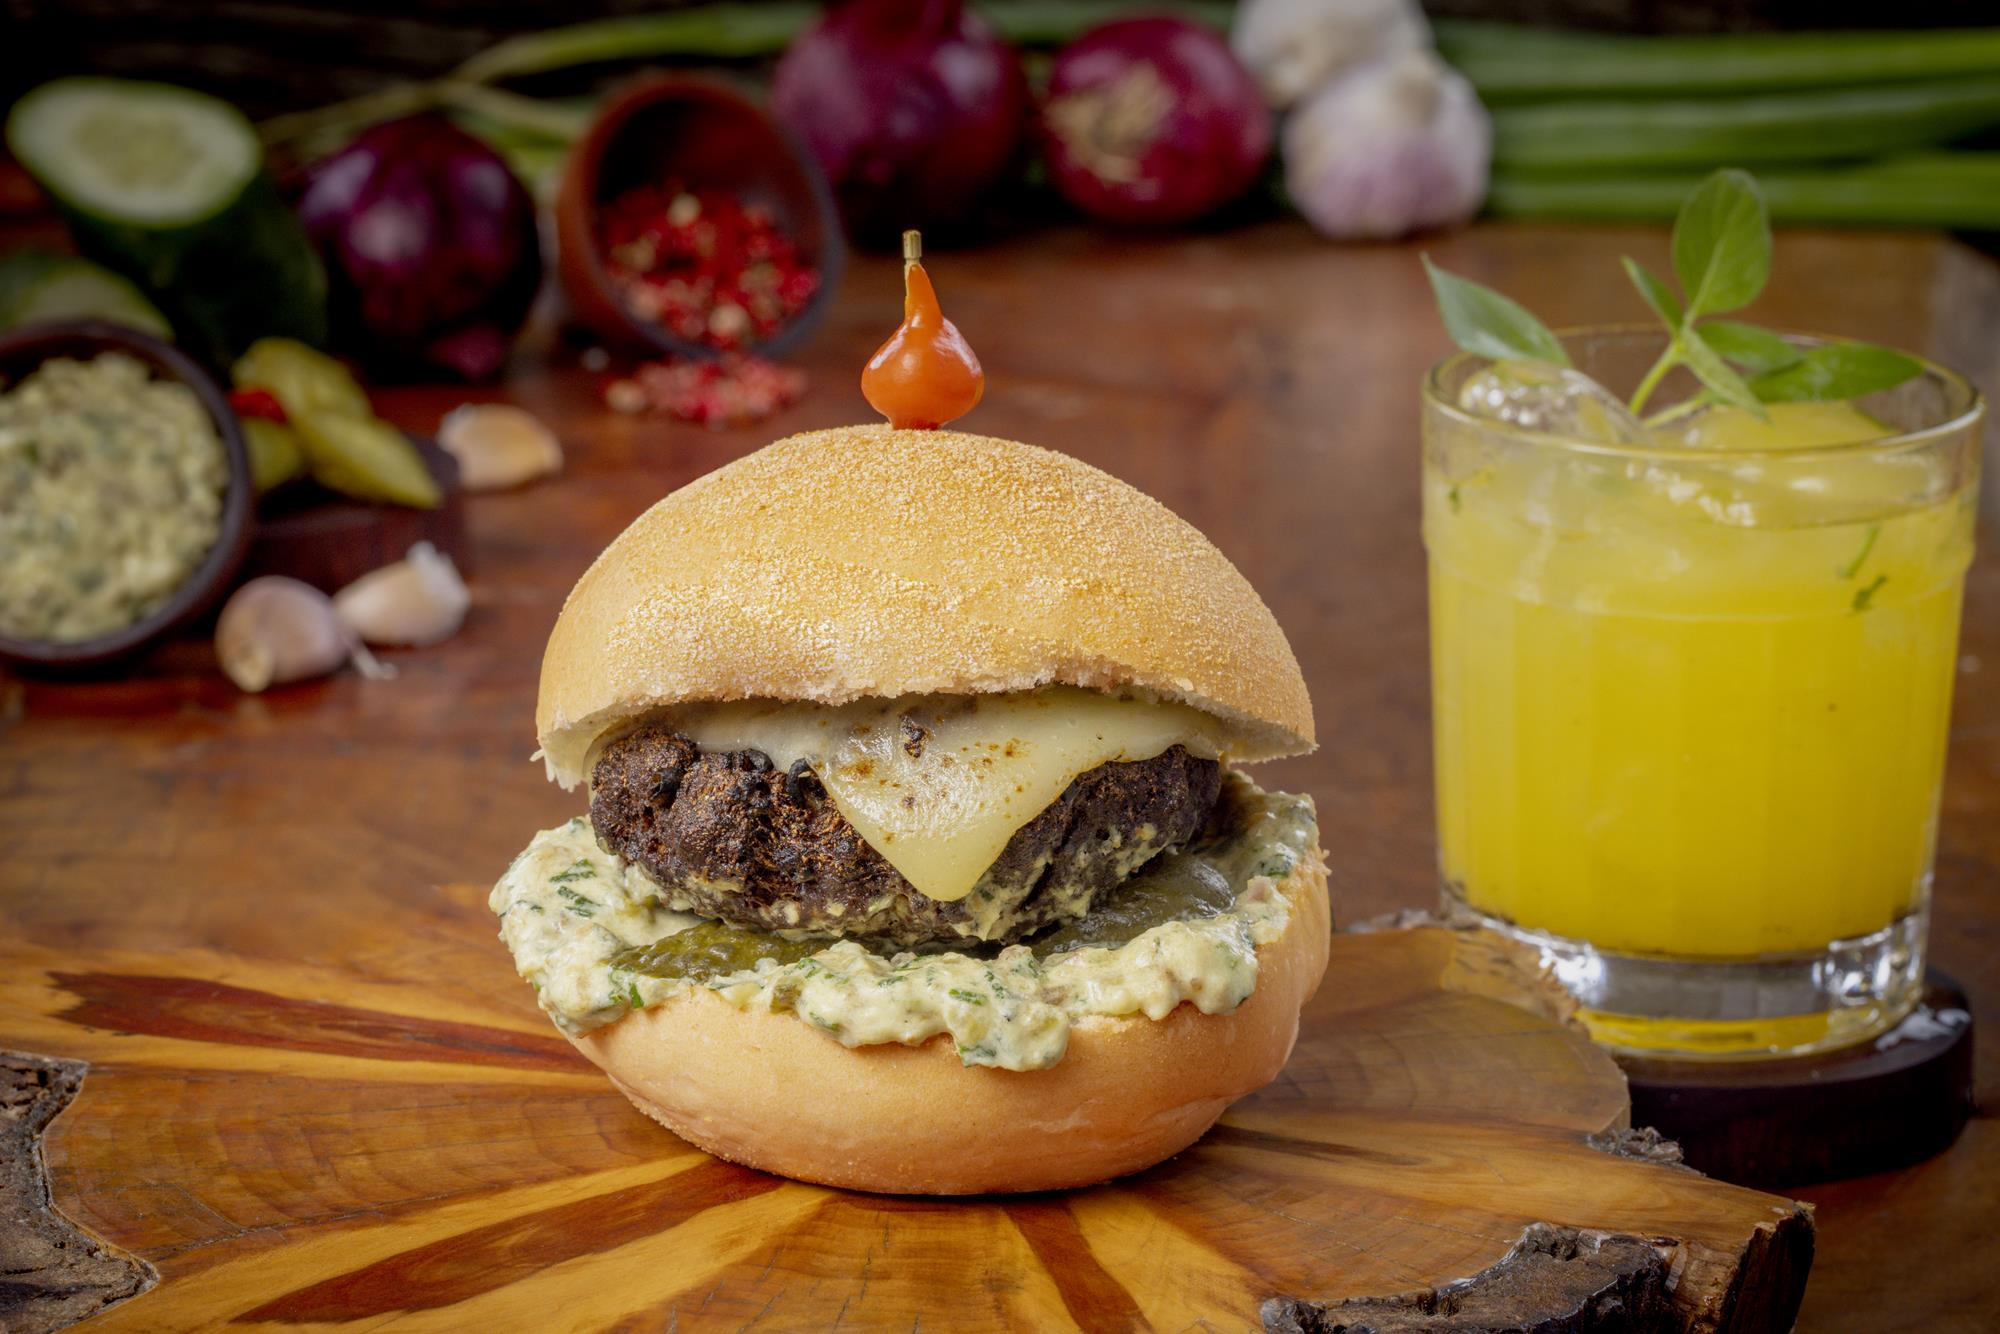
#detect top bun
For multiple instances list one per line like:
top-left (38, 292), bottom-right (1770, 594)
top-left (537, 426), bottom-right (1313, 787)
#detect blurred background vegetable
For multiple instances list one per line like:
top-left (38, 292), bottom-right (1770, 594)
top-left (0, 250), bottom-right (170, 337)
top-left (1231, 0), bottom-right (1428, 110)
top-left (1040, 16), bottom-right (1271, 226)
top-left (80, 0), bottom-right (1994, 237)
top-left (233, 338), bottom-right (442, 507)
top-left (240, 416), bottom-right (310, 492)
top-left (295, 116), bottom-right (542, 381)
top-left (5, 77), bottom-right (326, 366)
top-left (1482, 153), bottom-right (2000, 229)
top-left (1285, 46), bottom-right (1489, 240)
top-left (1432, 20), bottom-right (2000, 101)
top-left (1429, 18), bottom-right (2000, 228)
top-left (770, 0), bottom-right (1029, 244)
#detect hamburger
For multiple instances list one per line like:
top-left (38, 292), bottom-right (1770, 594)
top-left (490, 425), bottom-right (1327, 1194)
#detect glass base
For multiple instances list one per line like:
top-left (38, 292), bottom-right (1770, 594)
top-left (1441, 886), bottom-right (1926, 1059)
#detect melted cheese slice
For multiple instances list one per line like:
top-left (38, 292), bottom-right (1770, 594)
top-left (670, 688), bottom-right (1227, 903)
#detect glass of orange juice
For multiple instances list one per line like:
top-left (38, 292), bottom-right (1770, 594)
top-left (1424, 327), bottom-right (1983, 1057)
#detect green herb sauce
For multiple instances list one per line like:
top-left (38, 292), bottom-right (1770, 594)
top-left (490, 777), bottom-right (1319, 1071)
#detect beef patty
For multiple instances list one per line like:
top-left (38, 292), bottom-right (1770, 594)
top-left (589, 723), bottom-right (1221, 946)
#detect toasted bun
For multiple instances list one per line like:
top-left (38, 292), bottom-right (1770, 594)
top-left (568, 849), bottom-right (1329, 1194)
top-left (537, 426), bottom-right (1313, 788)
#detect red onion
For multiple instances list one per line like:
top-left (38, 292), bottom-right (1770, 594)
top-left (771, 0), bottom-right (1028, 244)
top-left (1040, 17), bottom-right (1273, 227)
top-left (296, 117), bottom-right (542, 381)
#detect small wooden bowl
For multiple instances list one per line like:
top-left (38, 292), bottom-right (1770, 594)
top-left (245, 437), bottom-right (468, 592)
top-left (0, 321), bottom-right (253, 669)
top-left (554, 74), bottom-right (844, 361)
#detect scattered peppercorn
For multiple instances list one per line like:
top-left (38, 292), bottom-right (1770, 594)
top-left (599, 184), bottom-right (820, 352)
top-left (603, 355), bottom-right (808, 428)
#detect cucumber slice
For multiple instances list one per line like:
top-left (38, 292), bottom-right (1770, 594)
top-left (0, 249), bottom-right (172, 336)
top-left (6, 78), bottom-right (327, 366)
top-left (6, 78), bottom-right (260, 229)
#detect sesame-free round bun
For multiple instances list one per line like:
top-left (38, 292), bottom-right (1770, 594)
top-left (536, 426), bottom-right (1313, 787)
top-left (569, 848), bottom-right (1329, 1194)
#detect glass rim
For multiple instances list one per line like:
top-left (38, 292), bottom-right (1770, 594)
top-left (1423, 322), bottom-right (1985, 464)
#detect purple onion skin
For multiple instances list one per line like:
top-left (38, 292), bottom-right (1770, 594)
top-left (296, 117), bottom-right (542, 382)
top-left (772, 0), bottom-right (1029, 245)
top-left (1041, 18), bottom-right (1272, 227)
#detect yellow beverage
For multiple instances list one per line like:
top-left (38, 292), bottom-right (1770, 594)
top-left (1425, 390), bottom-right (1979, 1055)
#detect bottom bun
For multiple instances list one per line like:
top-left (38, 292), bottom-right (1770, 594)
top-left (569, 851), bottom-right (1330, 1194)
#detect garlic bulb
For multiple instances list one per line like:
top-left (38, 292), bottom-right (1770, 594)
top-left (1283, 48), bottom-right (1491, 241)
top-left (437, 403), bottom-right (562, 491)
top-left (1232, 0), bottom-right (1430, 111)
top-left (333, 542), bottom-right (469, 647)
top-left (216, 577), bottom-right (388, 693)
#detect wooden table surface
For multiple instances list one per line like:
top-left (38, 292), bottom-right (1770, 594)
top-left (3, 220), bottom-right (1996, 1330)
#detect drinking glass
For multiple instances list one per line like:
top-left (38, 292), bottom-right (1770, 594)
top-left (1423, 327), bottom-right (1983, 1057)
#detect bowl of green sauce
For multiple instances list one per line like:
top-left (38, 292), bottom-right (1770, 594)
top-left (0, 321), bottom-right (253, 668)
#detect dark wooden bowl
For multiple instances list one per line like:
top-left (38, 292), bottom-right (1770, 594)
top-left (0, 321), bottom-right (253, 670)
top-left (244, 437), bottom-right (468, 592)
top-left (554, 73), bottom-right (844, 361)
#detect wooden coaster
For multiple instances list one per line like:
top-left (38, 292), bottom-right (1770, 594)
top-left (1619, 971), bottom-right (1975, 1190)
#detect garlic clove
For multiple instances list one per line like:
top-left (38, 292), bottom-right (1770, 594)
top-left (333, 542), bottom-right (470, 647)
top-left (1232, 0), bottom-right (1431, 111)
top-left (216, 577), bottom-right (371, 693)
top-left (437, 403), bottom-right (562, 491)
top-left (1282, 47), bottom-right (1491, 241)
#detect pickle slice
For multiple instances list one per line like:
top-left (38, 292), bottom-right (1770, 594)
top-left (1030, 858), bottom-right (1237, 955)
top-left (293, 412), bottom-right (441, 508)
top-left (241, 417), bottom-right (307, 493)
top-left (234, 339), bottom-right (437, 507)
top-left (612, 921), bottom-right (825, 985)
top-left (233, 338), bottom-right (371, 421)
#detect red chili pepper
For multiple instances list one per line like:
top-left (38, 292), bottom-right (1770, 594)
top-left (862, 232), bottom-right (982, 431)
top-left (599, 185), bottom-right (820, 352)
top-left (229, 387), bottom-right (289, 423)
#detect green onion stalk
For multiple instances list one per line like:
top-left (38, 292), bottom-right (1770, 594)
top-left (1487, 154), bottom-right (2000, 230)
top-left (1435, 19), bottom-right (2000, 103)
top-left (1490, 78), bottom-right (2000, 172)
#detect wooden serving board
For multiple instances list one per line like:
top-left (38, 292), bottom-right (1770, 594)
top-left (0, 915), bottom-right (1811, 1333)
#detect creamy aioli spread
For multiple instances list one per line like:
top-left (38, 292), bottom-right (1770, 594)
top-left (490, 777), bottom-right (1317, 1072)
top-left (0, 353), bottom-right (228, 642)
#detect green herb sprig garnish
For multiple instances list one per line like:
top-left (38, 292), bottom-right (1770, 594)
top-left (1425, 169), bottom-right (1921, 422)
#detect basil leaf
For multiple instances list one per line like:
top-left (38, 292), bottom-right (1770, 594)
top-left (1423, 257), bottom-right (1570, 367)
top-left (1680, 326), bottom-right (1766, 417)
top-left (1701, 321), bottom-right (1803, 375)
top-left (1621, 256), bottom-right (1683, 330)
top-left (1750, 342), bottom-right (1922, 404)
top-left (1672, 169), bottom-right (1771, 320)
